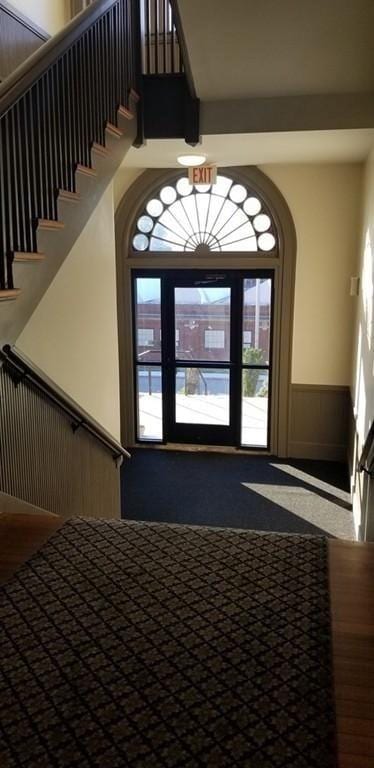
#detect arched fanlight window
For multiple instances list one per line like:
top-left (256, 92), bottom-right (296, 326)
top-left (132, 174), bottom-right (277, 253)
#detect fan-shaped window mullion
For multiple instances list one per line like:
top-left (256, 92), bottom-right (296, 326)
top-left (220, 222), bottom-right (255, 246)
top-left (159, 210), bottom-right (191, 242)
top-left (207, 195), bottom-right (230, 240)
top-left (132, 175), bottom-right (277, 253)
top-left (194, 195), bottom-right (203, 242)
top-left (169, 200), bottom-right (195, 239)
top-left (180, 195), bottom-right (199, 235)
top-left (214, 209), bottom-right (249, 242)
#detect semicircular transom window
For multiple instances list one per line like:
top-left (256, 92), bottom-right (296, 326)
top-left (132, 175), bottom-right (277, 253)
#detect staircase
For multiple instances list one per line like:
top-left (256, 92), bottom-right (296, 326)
top-left (0, 0), bottom-right (141, 344)
top-left (0, 0), bottom-right (199, 347)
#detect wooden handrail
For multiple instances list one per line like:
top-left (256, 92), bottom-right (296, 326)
top-left (0, 0), bottom-right (119, 119)
top-left (1, 345), bottom-right (131, 464)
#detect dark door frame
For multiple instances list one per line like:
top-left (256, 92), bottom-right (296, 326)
top-left (132, 268), bottom-right (274, 449)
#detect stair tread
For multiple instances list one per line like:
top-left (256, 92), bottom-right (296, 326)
top-left (13, 252), bottom-right (45, 262)
top-left (92, 141), bottom-right (110, 156)
top-left (129, 89), bottom-right (140, 103)
top-left (58, 189), bottom-right (81, 201)
top-left (38, 219), bottom-right (65, 230)
top-left (106, 122), bottom-right (123, 138)
top-left (76, 163), bottom-right (97, 177)
top-left (118, 104), bottom-right (135, 120)
top-left (0, 289), bottom-right (21, 300)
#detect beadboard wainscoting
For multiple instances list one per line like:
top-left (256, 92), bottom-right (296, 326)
top-left (0, 365), bottom-right (121, 520)
top-left (289, 384), bottom-right (350, 462)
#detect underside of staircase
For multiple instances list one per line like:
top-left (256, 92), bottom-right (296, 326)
top-left (0, 102), bottom-right (137, 345)
top-left (0, 0), bottom-right (141, 347)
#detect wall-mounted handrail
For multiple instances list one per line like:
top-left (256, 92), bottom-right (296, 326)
top-left (1, 345), bottom-right (131, 464)
top-left (0, 0), bottom-right (140, 291)
top-left (359, 420), bottom-right (374, 478)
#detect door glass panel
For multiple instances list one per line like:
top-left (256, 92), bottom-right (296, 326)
top-left (175, 368), bottom-right (230, 425)
top-left (241, 369), bottom-right (269, 447)
top-left (135, 278), bottom-right (161, 363)
top-left (242, 278), bottom-right (271, 364)
top-left (136, 365), bottom-right (163, 440)
top-left (175, 286), bottom-right (231, 362)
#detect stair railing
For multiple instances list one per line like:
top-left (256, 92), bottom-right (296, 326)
top-left (1, 344), bottom-right (131, 463)
top-left (141, 0), bottom-right (183, 75)
top-left (0, 0), bottom-right (141, 293)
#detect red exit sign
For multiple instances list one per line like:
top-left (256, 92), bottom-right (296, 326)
top-left (188, 165), bottom-right (217, 186)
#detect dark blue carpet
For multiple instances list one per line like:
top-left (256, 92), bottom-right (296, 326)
top-left (121, 449), bottom-right (353, 538)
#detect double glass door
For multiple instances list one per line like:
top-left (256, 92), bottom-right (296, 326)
top-left (133, 270), bottom-right (273, 449)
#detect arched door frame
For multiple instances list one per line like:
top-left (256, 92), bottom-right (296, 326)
top-left (115, 166), bottom-right (296, 456)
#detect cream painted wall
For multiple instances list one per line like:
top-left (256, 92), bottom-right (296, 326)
top-left (15, 162), bottom-right (364, 447)
top-left (9, 0), bottom-right (69, 35)
top-left (351, 148), bottom-right (374, 540)
top-left (261, 163), bottom-right (363, 386)
top-left (17, 184), bottom-right (121, 440)
top-left (114, 165), bottom-right (143, 210)
top-left (115, 163), bottom-right (362, 388)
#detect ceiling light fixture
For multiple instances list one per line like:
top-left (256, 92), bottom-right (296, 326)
top-left (177, 154), bottom-right (206, 167)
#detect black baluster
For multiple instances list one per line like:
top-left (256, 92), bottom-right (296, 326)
top-left (64, 54), bottom-right (75, 189)
top-left (4, 115), bottom-right (14, 280)
top-left (75, 41), bottom-right (85, 166)
top-left (171, 10), bottom-right (175, 71)
top-left (25, 91), bottom-right (38, 250)
top-left (12, 104), bottom-right (24, 251)
top-left (31, 83), bottom-right (44, 219)
top-left (145, 0), bottom-right (150, 74)
top-left (44, 72), bottom-right (57, 220)
top-left (86, 28), bottom-right (94, 145)
top-left (154, 0), bottom-right (158, 74)
top-left (0, 119), bottom-right (7, 287)
top-left (71, 45), bottom-right (79, 165)
top-left (92, 22), bottom-right (101, 143)
top-left (38, 77), bottom-right (51, 220)
top-left (163, 0), bottom-right (167, 73)
top-left (79, 36), bottom-right (89, 166)
top-left (49, 68), bottom-right (61, 200)
top-left (98, 18), bottom-right (106, 144)
top-left (17, 100), bottom-right (32, 253)
top-left (57, 59), bottom-right (69, 192)
top-left (9, 108), bottom-right (21, 251)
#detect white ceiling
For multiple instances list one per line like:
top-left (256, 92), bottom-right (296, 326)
top-left (123, 129), bottom-right (374, 168)
top-left (177, 0), bottom-right (374, 100)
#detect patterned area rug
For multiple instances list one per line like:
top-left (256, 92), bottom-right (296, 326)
top-left (0, 518), bottom-right (336, 767)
